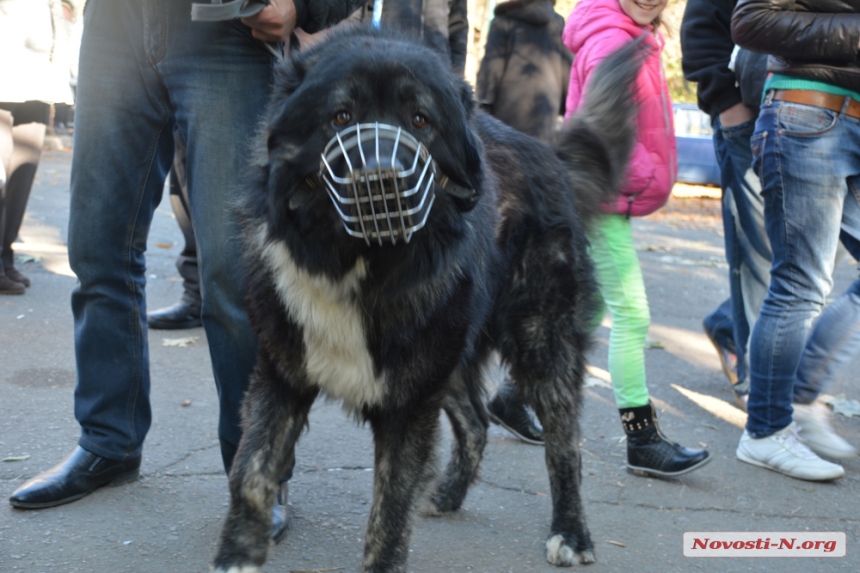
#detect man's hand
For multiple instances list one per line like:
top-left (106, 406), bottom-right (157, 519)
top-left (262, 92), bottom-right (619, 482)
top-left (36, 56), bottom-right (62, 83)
top-left (241, 0), bottom-right (297, 43)
top-left (718, 103), bottom-right (756, 128)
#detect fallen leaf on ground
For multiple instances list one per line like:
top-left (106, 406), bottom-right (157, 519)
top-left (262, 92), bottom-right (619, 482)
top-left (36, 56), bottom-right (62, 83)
top-left (823, 394), bottom-right (860, 417)
top-left (606, 540), bottom-right (626, 547)
top-left (789, 484), bottom-right (816, 493)
top-left (3, 455), bottom-right (31, 462)
top-left (162, 337), bottom-right (199, 347)
top-left (154, 242), bottom-right (173, 249)
top-left (180, 400), bottom-right (193, 407)
top-left (645, 338), bottom-right (665, 349)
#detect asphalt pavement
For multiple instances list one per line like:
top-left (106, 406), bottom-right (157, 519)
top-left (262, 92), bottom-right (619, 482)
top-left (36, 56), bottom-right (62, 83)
top-left (1, 146), bottom-right (859, 572)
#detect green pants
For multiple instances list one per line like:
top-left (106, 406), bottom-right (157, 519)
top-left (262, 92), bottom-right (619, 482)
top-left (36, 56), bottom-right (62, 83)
top-left (588, 214), bottom-right (651, 409)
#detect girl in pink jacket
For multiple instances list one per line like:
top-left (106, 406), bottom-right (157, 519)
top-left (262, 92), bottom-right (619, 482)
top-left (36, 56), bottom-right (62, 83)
top-left (564, 0), bottom-right (710, 478)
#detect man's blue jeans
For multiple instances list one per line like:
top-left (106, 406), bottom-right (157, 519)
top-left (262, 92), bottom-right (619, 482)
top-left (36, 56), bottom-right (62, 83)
top-left (704, 116), bottom-right (772, 388)
top-left (746, 95), bottom-right (860, 438)
top-left (68, 0), bottom-right (272, 465)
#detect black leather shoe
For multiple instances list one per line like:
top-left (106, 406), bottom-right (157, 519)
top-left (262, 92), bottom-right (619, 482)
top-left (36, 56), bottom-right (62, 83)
top-left (4, 267), bottom-right (30, 287)
top-left (0, 274), bottom-right (25, 295)
top-left (487, 381), bottom-right (544, 445)
top-left (271, 481), bottom-right (289, 543)
top-left (9, 447), bottom-right (141, 509)
top-left (621, 403), bottom-right (711, 477)
top-left (147, 300), bottom-right (202, 330)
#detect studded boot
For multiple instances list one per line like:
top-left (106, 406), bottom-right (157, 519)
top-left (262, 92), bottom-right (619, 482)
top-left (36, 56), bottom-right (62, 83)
top-left (620, 402), bottom-right (711, 477)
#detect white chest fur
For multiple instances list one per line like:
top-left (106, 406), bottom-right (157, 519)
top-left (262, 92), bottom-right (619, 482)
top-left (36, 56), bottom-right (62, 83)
top-left (258, 231), bottom-right (387, 410)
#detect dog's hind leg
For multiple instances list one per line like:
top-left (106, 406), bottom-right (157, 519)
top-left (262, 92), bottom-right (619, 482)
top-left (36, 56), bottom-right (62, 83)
top-left (362, 399), bottom-right (443, 573)
top-left (213, 354), bottom-right (318, 573)
top-left (426, 364), bottom-right (488, 514)
top-left (530, 369), bottom-right (594, 566)
top-left (511, 348), bottom-right (595, 566)
top-left (497, 227), bottom-right (597, 566)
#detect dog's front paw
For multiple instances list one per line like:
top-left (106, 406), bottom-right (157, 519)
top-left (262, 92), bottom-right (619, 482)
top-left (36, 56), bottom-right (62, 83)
top-left (546, 533), bottom-right (596, 566)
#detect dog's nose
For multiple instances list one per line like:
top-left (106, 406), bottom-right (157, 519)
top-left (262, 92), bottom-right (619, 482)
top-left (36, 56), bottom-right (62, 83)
top-left (355, 138), bottom-right (407, 174)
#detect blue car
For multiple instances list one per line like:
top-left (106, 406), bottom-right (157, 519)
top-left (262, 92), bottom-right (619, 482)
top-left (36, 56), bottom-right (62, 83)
top-left (673, 103), bottom-right (721, 186)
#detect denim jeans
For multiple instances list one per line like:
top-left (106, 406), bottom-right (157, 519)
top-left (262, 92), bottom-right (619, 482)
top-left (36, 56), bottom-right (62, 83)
top-left (703, 116), bottom-right (771, 388)
top-left (68, 0), bottom-right (272, 464)
top-left (746, 95), bottom-right (860, 438)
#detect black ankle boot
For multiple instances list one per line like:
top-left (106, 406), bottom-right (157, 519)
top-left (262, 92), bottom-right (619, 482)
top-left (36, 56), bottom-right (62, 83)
top-left (620, 402), bottom-right (711, 477)
top-left (487, 380), bottom-right (543, 445)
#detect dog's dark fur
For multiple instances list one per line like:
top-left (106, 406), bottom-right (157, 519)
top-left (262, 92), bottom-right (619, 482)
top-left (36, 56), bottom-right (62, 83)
top-left (213, 27), bottom-right (642, 573)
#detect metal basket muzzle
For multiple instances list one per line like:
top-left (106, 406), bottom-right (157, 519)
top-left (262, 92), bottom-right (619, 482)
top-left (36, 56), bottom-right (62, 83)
top-left (320, 123), bottom-right (436, 246)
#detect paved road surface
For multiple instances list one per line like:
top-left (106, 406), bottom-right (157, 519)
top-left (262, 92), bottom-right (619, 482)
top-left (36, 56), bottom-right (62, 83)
top-left (1, 149), bottom-right (858, 572)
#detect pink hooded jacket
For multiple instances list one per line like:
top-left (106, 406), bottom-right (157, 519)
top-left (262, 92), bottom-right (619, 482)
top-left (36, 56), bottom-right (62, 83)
top-left (563, 0), bottom-right (677, 217)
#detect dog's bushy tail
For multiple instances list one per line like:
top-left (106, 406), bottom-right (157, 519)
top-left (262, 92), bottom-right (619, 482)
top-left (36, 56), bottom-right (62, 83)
top-left (555, 36), bottom-right (649, 227)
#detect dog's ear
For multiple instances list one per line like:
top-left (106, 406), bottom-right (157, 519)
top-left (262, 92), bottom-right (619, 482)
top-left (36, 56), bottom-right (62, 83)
top-left (459, 80), bottom-right (476, 118)
top-left (263, 110), bottom-right (328, 235)
top-left (432, 81), bottom-right (484, 212)
top-left (271, 58), bottom-right (306, 104)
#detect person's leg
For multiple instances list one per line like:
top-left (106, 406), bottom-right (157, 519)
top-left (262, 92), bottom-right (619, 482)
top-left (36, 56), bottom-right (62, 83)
top-left (589, 215), bottom-right (709, 477)
top-left (1, 120), bottom-right (47, 287)
top-left (158, 1), bottom-right (270, 469)
top-left (146, 129), bottom-right (203, 329)
top-left (706, 116), bottom-right (772, 405)
top-left (737, 97), bottom-right (853, 481)
top-left (8, 0), bottom-right (175, 509)
top-left (169, 133), bottom-right (201, 308)
top-left (161, 7), bottom-right (291, 538)
top-left (790, 229), bottom-right (860, 460)
top-left (68, 0), bottom-right (175, 460)
top-left (704, 121), bottom-right (743, 388)
top-left (702, 297), bottom-right (738, 384)
top-left (745, 104), bottom-right (849, 438)
top-left (721, 116), bottom-right (771, 378)
top-left (0, 109), bottom-right (10, 180)
top-left (0, 108), bottom-right (19, 293)
top-left (794, 226), bottom-right (860, 404)
top-left (589, 215), bottom-right (650, 408)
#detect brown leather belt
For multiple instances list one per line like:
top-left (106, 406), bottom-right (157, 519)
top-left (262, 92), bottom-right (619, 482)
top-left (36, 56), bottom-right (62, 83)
top-left (772, 89), bottom-right (860, 119)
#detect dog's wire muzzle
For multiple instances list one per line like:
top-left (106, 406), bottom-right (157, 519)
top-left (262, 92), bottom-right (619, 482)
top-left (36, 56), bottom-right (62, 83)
top-left (320, 123), bottom-right (436, 246)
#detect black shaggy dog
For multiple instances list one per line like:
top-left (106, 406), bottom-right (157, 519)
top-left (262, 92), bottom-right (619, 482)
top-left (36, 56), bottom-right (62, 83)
top-left (213, 27), bottom-right (642, 573)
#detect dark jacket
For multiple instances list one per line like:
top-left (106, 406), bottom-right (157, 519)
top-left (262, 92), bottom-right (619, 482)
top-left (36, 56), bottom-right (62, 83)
top-left (294, 0), bottom-right (367, 33)
top-left (681, 0), bottom-right (768, 118)
top-left (476, 0), bottom-right (572, 142)
top-left (731, 0), bottom-right (860, 93)
top-left (680, 0), bottom-right (742, 118)
top-left (353, 0), bottom-right (469, 76)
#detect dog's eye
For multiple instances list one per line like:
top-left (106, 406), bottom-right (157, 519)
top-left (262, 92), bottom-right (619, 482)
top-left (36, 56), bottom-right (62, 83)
top-left (333, 111), bottom-right (352, 127)
top-left (412, 114), bottom-right (428, 129)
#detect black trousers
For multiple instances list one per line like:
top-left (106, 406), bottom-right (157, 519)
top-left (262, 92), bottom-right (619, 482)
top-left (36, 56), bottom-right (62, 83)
top-left (0, 101), bottom-right (49, 274)
top-left (169, 129), bottom-right (201, 306)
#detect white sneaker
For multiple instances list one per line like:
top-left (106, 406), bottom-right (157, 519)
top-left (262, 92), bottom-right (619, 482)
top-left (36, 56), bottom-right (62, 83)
top-left (737, 423), bottom-right (844, 481)
top-left (793, 402), bottom-right (858, 460)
